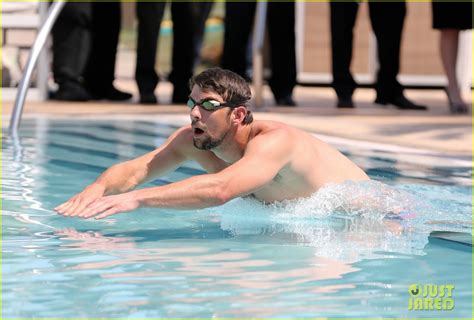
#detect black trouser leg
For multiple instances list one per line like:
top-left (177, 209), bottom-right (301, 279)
top-left (135, 2), bottom-right (165, 96)
top-left (330, 1), bottom-right (358, 98)
top-left (221, 2), bottom-right (256, 79)
top-left (190, 2), bottom-right (214, 66)
top-left (84, 1), bottom-right (121, 93)
top-left (369, 1), bottom-right (406, 100)
top-left (169, 1), bottom-right (196, 101)
top-left (52, 2), bottom-right (92, 87)
top-left (267, 1), bottom-right (296, 99)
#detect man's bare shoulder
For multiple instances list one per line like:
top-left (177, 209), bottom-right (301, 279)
top-left (172, 125), bottom-right (193, 142)
top-left (172, 126), bottom-right (197, 148)
top-left (250, 120), bottom-right (301, 143)
top-left (246, 121), bottom-right (297, 154)
top-left (254, 120), bottom-right (308, 134)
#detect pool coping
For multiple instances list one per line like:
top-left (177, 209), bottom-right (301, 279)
top-left (2, 85), bottom-right (472, 157)
top-left (4, 112), bottom-right (471, 169)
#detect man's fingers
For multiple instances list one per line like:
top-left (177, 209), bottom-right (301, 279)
top-left (56, 194), bottom-right (123, 220)
top-left (54, 202), bottom-right (68, 211)
top-left (69, 199), bottom-right (96, 217)
top-left (95, 207), bottom-right (119, 220)
top-left (77, 203), bottom-right (102, 219)
top-left (66, 198), bottom-right (89, 216)
top-left (57, 199), bottom-right (78, 216)
top-left (79, 200), bottom-right (112, 219)
top-left (72, 200), bottom-right (96, 217)
top-left (54, 200), bottom-right (71, 213)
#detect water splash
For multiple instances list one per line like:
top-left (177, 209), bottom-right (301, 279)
top-left (277, 180), bottom-right (420, 219)
top-left (217, 180), bottom-right (468, 261)
top-left (218, 180), bottom-right (421, 221)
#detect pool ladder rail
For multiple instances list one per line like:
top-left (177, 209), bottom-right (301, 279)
top-left (8, 0), bottom-right (66, 136)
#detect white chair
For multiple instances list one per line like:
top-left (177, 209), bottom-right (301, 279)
top-left (2, 1), bottom-right (50, 101)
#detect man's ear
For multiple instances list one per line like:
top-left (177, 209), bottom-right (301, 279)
top-left (232, 106), bottom-right (248, 124)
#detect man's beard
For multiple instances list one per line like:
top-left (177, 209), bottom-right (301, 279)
top-left (193, 131), bottom-right (227, 150)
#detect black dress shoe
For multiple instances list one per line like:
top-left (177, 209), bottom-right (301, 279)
top-left (375, 95), bottom-right (427, 110)
top-left (139, 93), bottom-right (158, 105)
top-left (275, 95), bottom-right (297, 107)
top-left (336, 95), bottom-right (355, 108)
top-left (53, 83), bottom-right (91, 101)
top-left (91, 87), bottom-right (132, 101)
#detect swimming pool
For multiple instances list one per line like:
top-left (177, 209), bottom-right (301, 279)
top-left (2, 117), bottom-right (472, 318)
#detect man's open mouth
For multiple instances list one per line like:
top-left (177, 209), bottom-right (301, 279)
top-left (194, 128), bottom-right (205, 135)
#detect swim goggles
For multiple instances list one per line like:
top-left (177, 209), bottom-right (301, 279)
top-left (187, 97), bottom-right (236, 111)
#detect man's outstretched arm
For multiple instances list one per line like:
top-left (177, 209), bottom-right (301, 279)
top-left (55, 127), bottom-right (190, 217)
top-left (70, 130), bottom-right (291, 219)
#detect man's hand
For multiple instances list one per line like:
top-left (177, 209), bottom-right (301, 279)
top-left (55, 183), bottom-right (106, 217)
top-left (71, 192), bottom-right (140, 220)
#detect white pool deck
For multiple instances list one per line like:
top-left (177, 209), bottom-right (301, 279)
top-left (2, 81), bottom-right (472, 160)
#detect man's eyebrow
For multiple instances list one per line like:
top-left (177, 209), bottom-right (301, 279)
top-left (193, 97), bottom-right (222, 103)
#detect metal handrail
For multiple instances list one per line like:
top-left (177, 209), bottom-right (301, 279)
top-left (9, 0), bottom-right (65, 136)
top-left (252, 1), bottom-right (267, 109)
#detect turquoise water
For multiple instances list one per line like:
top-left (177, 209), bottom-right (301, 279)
top-left (2, 118), bottom-right (472, 318)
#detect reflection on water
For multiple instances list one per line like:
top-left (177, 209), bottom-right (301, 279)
top-left (52, 227), bottom-right (358, 317)
top-left (56, 228), bottom-right (356, 281)
top-left (2, 119), bottom-right (471, 318)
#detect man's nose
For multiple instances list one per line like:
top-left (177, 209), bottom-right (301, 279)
top-left (190, 105), bottom-right (201, 120)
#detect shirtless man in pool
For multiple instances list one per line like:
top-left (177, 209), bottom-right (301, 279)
top-left (55, 68), bottom-right (369, 219)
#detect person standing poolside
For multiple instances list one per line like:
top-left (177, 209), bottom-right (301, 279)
top-left (52, 2), bottom-right (132, 102)
top-left (431, 1), bottom-right (472, 114)
top-left (330, 1), bottom-right (426, 110)
top-left (135, 1), bottom-right (195, 105)
top-left (222, 1), bottom-right (297, 106)
top-left (55, 68), bottom-right (369, 219)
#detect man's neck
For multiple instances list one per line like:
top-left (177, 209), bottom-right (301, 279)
top-left (212, 124), bottom-right (253, 164)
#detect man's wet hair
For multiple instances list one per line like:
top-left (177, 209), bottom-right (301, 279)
top-left (189, 68), bottom-right (253, 124)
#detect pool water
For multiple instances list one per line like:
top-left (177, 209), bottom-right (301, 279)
top-left (2, 118), bottom-right (472, 318)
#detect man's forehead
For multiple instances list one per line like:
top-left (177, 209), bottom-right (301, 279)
top-left (190, 86), bottom-right (223, 101)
